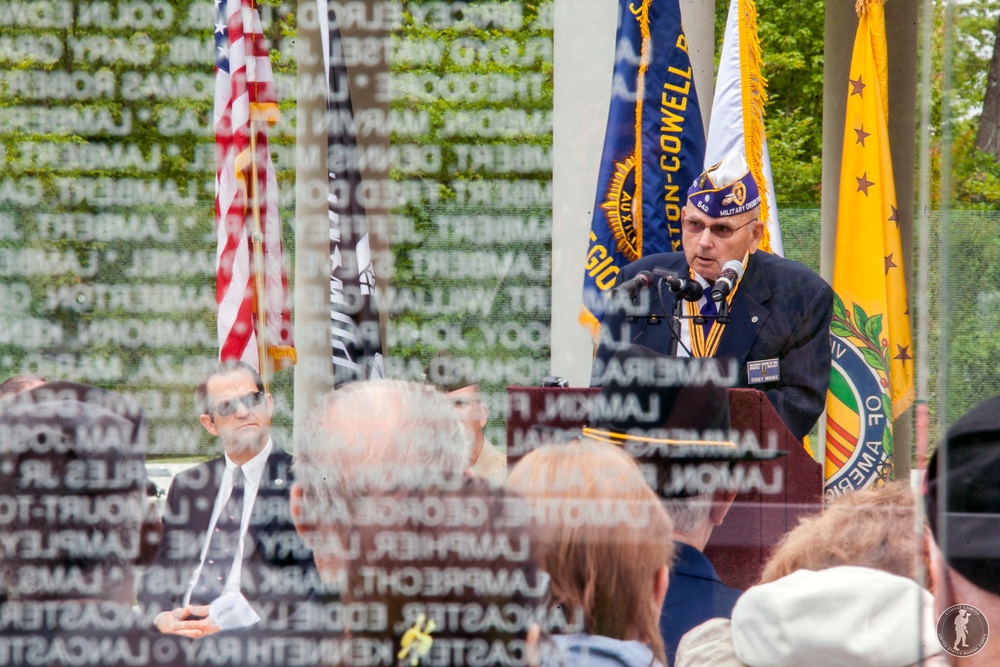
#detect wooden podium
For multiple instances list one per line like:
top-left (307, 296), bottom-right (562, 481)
top-left (505, 386), bottom-right (823, 590)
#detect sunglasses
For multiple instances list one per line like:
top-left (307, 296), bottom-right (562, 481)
top-left (210, 390), bottom-right (265, 417)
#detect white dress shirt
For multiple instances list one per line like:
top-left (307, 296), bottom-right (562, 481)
top-left (183, 437), bottom-right (273, 606)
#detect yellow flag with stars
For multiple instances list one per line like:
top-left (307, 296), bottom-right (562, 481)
top-left (824, 0), bottom-right (914, 496)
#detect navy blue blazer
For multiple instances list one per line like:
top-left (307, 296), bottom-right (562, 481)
top-left (592, 251), bottom-right (833, 440)
top-left (660, 542), bottom-right (742, 667)
top-left (138, 447), bottom-right (317, 621)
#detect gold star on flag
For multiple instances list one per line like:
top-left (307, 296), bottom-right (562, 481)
top-left (850, 75), bottom-right (865, 97)
top-left (856, 172), bottom-right (874, 196)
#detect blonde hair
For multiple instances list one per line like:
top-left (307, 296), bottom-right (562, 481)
top-left (760, 480), bottom-right (918, 584)
top-left (506, 439), bottom-right (674, 665)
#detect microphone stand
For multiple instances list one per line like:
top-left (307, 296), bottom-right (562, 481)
top-left (665, 279), bottom-right (703, 357)
top-left (618, 274), bottom-right (714, 358)
top-left (667, 281), bottom-right (684, 356)
top-left (717, 295), bottom-right (731, 324)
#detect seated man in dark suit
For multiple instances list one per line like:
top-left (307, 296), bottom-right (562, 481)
top-left (657, 445), bottom-right (743, 667)
top-left (592, 149), bottom-right (833, 440)
top-left (139, 360), bottom-right (316, 638)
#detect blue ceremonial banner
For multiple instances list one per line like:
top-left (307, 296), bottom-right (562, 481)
top-left (580, 0), bottom-right (706, 336)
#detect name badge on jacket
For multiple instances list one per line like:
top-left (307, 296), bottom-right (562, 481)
top-left (747, 359), bottom-right (780, 384)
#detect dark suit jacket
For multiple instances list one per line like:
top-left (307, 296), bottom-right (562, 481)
top-left (592, 251), bottom-right (833, 440)
top-left (139, 447), bottom-right (316, 622)
top-left (660, 542), bottom-right (742, 667)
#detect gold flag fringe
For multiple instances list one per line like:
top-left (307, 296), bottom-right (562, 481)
top-left (632, 0), bottom-right (653, 257)
top-left (855, 0), bottom-right (877, 18)
top-left (738, 0), bottom-right (772, 252)
top-left (250, 101), bottom-right (281, 126)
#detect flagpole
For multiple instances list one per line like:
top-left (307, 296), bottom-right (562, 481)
top-left (246, 0), bottom-right (269, 393)
top-left (248, 121), bottom-right (270, 393)
top-left (914, 0), bottom-right (934, 471)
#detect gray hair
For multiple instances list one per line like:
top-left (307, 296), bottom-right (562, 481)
top-left (293, 380), bottom-right (473, 511)
top-left (662, 493), bottom-right (713, 534)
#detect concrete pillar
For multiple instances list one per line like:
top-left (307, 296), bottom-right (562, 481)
top-left (549, 0), bottom-right (618, 388)
top-left (293, 1), bottom-right (334, 449)
top-left (820, 1), bottom-right (854, 284)
top-left (681, 0), bottom-right (716, 131)
top-left (885, 0), bottom-right (919, 480)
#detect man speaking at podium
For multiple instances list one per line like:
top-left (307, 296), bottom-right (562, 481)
top-left (591, 151), bottom-right (833, 440)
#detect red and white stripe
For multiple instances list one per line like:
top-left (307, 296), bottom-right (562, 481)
top-left (214, 0), bottom-right (293, 372)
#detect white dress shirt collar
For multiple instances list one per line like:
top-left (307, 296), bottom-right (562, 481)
top-left (223, 436), bottom-right (273, 490)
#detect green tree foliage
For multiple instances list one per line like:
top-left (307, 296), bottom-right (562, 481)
top-left (933, 0), bottom-right (1000, 208)
top-left (715, 0), bottom-right (1000, 209)
top-left (386, 1), bottom-right (554, 445)
top-left (0, 0), bottom-right (299, 457)
top-left (925, 2), bottom-right (1000, 445)
top-left (755, 0), bottom-right (825, 207)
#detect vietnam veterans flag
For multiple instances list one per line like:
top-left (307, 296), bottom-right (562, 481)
top-left (705, 0), bottom-right (781, 255)
top-left (214, 0), bottom-right (295, 373)
top-left (579, 0), bottom-right (705, 337)
top-left (825, 0), bottom-right (913, 494)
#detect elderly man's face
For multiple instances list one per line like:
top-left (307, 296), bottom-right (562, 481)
top-left (289, 406), bottom-right (399, 585)
top-left (680, 203), bottom-right (762, 282)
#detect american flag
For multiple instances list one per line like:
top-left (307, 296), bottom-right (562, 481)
top-left (214, 0), bottom-right (295, 373)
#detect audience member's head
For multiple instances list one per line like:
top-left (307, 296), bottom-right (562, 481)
top-left (507, 438), bottom-right (674, 666)
top-left (925, 393), bottom-right (1000, 595)
top-left (760, 480), bottom-right (918, 584)
top-left (925, 393), bottom-right (1000, 662)
top-left (292, 380), bottom-right (473, 581)
top-left (715, 565), bottom-right (941, 667)
top-left (0, 381), bottom-right (155, 604)
top-left (425, 351), bottom-right (490, 465)
top-left (339, 478), bottom-right (546, 666)
top-left (676, 481), bottom-right (940, 667)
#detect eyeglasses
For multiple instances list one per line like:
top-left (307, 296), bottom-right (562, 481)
top-left (681, 217), bottom-right (758, 239)
top-left (210, 390), bottom-right (265, 417)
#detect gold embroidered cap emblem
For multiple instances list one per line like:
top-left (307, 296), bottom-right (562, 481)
top-left (721, 181), bottom-right (747, 207)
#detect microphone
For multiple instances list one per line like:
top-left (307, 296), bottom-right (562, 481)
top-left (710, 260), bottom-right (745, 302)
top-left (674, 279), bottom-right (704, 302)
top-left (614, 270), bottom-right (655, 298)
top-left (652, 269), bottom-right (705, 302)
